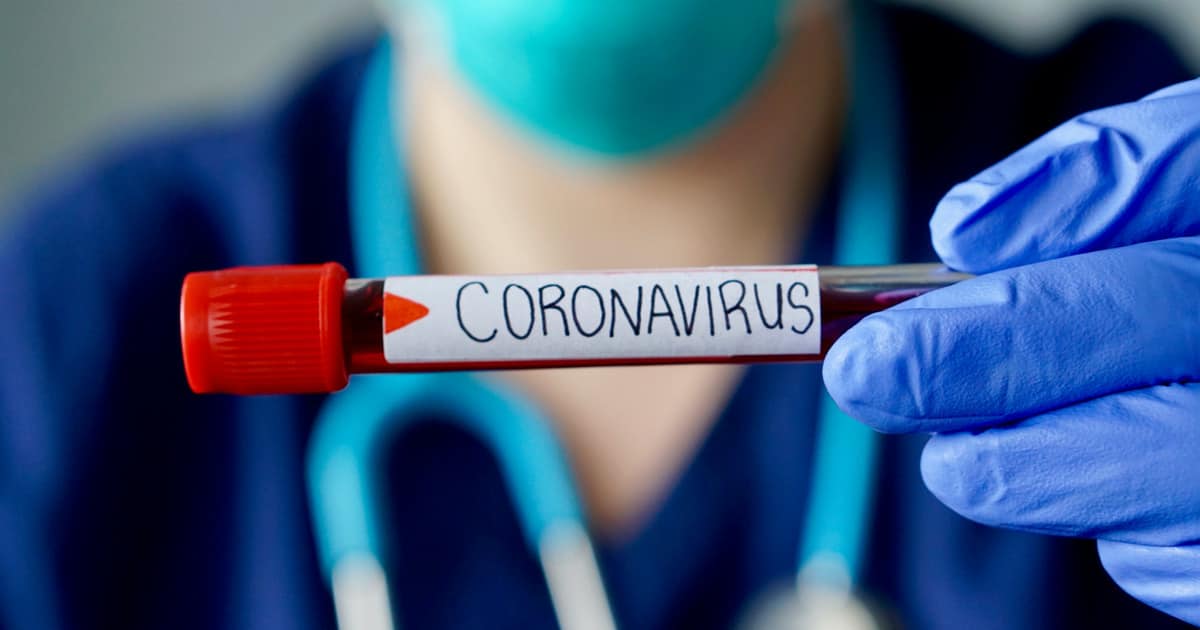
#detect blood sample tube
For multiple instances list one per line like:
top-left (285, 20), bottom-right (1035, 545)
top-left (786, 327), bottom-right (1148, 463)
top-left (180, 262), bottom-right (970, 395)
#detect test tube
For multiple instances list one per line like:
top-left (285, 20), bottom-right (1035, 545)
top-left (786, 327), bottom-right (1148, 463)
top-left (180, 262), bottom-right (970, 395)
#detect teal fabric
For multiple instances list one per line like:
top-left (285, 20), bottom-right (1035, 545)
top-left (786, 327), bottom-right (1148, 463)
top-left (424, 0), bottom-right (785, 155)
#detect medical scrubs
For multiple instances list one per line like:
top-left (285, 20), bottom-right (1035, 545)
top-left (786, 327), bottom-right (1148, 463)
top-left (0, 6), bottom-right (1194, 630)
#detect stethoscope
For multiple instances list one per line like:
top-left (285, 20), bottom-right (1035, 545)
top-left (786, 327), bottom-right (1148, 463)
top-left (307, 1), bottom-right (900, 628)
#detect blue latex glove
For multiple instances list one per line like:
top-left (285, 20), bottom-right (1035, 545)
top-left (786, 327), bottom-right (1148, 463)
top-left (824, 78), bottom-right (1200, 624)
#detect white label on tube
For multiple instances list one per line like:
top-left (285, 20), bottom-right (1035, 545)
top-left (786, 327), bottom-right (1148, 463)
top-left (382, 267), bottom-right (821, 365)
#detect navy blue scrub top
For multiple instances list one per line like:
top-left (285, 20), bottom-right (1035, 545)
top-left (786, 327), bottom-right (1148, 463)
top-left (0, 7), bottom-right (1194, 630)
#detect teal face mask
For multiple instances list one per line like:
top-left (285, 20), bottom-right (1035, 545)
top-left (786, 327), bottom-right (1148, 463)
top-left (418, 0), bottom-right (788, 156)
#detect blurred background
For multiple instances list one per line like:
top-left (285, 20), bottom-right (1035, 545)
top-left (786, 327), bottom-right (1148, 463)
top-left (1, 0), bottom-right (1198, 214)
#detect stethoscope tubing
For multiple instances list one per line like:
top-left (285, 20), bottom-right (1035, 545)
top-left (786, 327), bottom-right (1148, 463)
top-left (309, 0), bottom-right (898, 626)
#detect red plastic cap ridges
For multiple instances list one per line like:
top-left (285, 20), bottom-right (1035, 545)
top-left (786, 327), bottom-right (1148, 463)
top-left (180, 262), bottom-right (350, 395)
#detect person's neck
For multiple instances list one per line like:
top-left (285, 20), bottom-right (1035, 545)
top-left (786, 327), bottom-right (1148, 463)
top-left (399, 5), bottom-right (846, 276)
top-left (394, 6), bottom-right (847, 535)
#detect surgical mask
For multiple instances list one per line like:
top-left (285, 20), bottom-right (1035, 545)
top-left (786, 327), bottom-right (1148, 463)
top-left (405, 0), bottom-right (789, 156)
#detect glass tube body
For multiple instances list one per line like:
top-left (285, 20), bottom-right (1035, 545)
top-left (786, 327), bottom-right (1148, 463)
top-left (342, 264), bottom-right (969, 373)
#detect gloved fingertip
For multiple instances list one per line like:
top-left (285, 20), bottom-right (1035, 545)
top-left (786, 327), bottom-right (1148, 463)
top-left (930, 179), bottom-right (1006, 274)
top-left (1098, 540), bottom-right (1200, 626)
top-left (920, 434), bottom-right (1002, 521)
top-left (822, 314), bottom-right (919, 434)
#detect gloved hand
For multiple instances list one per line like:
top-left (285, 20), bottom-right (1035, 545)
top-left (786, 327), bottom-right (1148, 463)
top-left (824, 77), bottom-right (1200, 624)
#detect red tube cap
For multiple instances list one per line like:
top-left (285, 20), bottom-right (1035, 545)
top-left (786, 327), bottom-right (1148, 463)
top-left (181, 263), bottom-right (349, 395)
